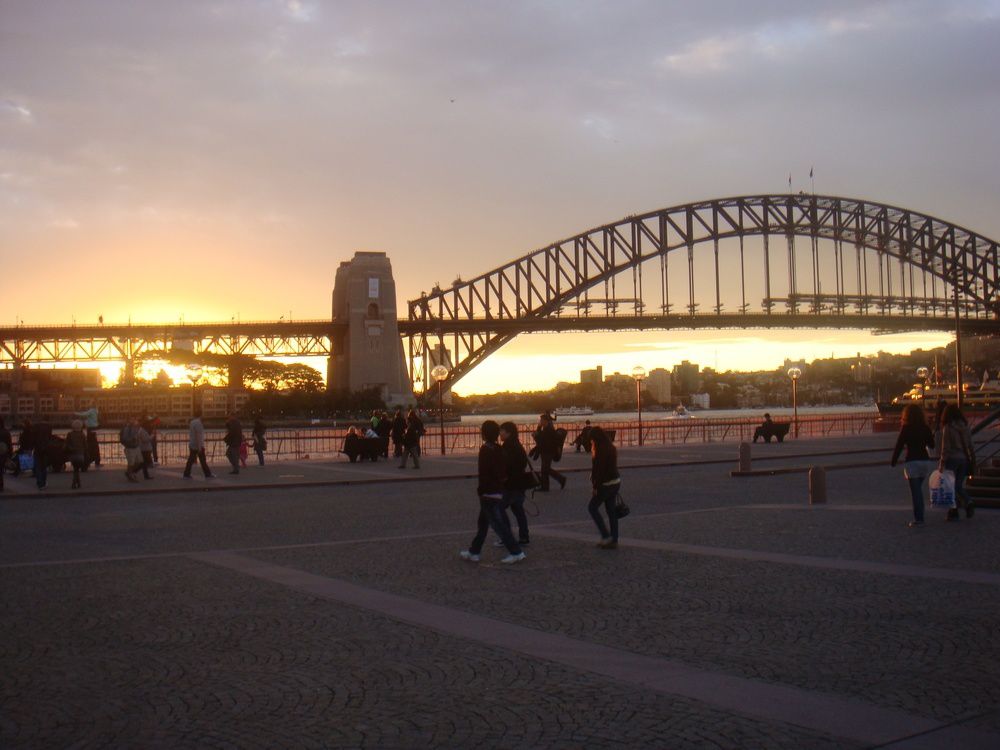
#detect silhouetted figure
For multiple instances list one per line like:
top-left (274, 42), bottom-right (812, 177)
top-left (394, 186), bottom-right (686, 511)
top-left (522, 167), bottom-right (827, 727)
top-left (253, 417), bottom-right (267, 466)
top-left (752, 413), bottom-right (790, 443)
top-left (588, 427), bottom-right (621, 549)
top-left (183, 410), bottom-right (213, 479)
top-left (65, 419), bottom-right (87, 489)
top-left (224, 414), bottom-right (243, 474)
top-left (531, 413), bottom-right (566, 491)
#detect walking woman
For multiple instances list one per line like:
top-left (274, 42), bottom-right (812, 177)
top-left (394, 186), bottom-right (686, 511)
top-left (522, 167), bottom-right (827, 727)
top-left (252, 416), bottom-right (267, 466)
top-left (499, 421), bottom-right (532, 546)
top-left (65, 419), bottom-right (87, 489)
top-left (460, 420), bottom-right (525, 564)
top-left (939, 404), bottom-right (976, 520)
top-left (890, 404), bottom-right (935, 527)
top-left (588, 427), bottom-right (621, 549)
top-left (399, 412), bottom-right (423, 469)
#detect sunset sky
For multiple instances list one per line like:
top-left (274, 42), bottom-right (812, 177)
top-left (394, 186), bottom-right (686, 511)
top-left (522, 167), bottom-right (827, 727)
top-left (2, 1), bottom-right (997, 393)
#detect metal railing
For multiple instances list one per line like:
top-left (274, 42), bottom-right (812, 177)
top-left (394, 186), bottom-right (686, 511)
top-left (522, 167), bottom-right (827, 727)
top-left (33, 412), bottom-right (878, 465)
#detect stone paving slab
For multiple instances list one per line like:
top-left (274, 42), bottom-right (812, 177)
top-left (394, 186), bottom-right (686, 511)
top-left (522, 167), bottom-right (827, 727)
top-left (0, 557), bottom-right (860, 750)
top-left (246, 534), bottom-right (1000, 727)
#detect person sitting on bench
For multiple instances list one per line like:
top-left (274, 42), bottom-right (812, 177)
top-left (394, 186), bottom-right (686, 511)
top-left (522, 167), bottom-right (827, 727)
top-left (753, 413), bottom-right (790, 443)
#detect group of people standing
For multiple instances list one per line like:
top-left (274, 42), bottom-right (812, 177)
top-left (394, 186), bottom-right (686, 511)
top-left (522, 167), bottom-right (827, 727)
top-left (461, 416), bottom-right (621, 565)
top-left (0, 411), bottom-right (103, 491)
top-left (891, 402), bottom-right (977, 527)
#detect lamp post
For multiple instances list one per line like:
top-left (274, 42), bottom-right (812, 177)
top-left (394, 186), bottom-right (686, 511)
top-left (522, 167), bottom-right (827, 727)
top-left (186, 364), bottom-right (203, 414)
top-left (431, 365), bottom-right (449, 456)
top-left (632, 365), bottom-right (647, 446)
top-left (787, 367), bottom-right (801, 438)
top-left (916, 366), bottom-right (929, 405)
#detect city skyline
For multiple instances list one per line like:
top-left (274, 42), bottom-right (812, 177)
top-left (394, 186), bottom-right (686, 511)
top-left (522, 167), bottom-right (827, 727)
top-left (2, 1), bottom-right (997, 393)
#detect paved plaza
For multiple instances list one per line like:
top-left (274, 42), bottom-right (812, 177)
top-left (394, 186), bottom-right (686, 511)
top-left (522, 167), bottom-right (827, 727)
top-left (2, 434), bottom-right (999, 748)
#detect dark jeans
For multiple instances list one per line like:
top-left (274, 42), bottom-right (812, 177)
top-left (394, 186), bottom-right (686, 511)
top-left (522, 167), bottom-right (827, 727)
top-left (907, 476), bottom-right (925, 523)
top-left (225, 445), bottom-right (240, 472)
top-left (151, 437), bottom-right (158, 463)
top-left (588, 483), bottom-right (620, 541)
top-left (33, 449), bottom-right (47, 489)
top-left (140, 450), bottom-right (153, 478)
top-left (70, 455), bottom-right (85, 488)
top-left (502, 489), bottom-right (529, 542)
top-left (400, 446), bottom-right (420, 468)
top-left (183, 448), bottom-right (212, 477)
top-left (539, 454), bottom-right (564, 490)
top-left (944, 458), bottom-right (972, 510)
top-left (470, 496), bottom-right (521, 555)
top-left (254, 445), bottom-right (265, 465)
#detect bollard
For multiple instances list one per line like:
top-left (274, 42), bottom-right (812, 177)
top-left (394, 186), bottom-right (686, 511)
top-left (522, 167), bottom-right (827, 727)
top-left (808, 466), bottom-right (827, 504)
top-left (738, 441), bottom-right (751, 473)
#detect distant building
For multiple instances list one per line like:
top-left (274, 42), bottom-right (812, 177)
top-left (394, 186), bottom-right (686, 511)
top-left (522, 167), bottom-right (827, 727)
top-left (580, 365), bottom-right (603, 385)
top-left (645, 368), bottom-right (672, 403)
top-left (672, 360), bottom-right (700, 394)
top-left (690, 392), bottom-right (711, 409)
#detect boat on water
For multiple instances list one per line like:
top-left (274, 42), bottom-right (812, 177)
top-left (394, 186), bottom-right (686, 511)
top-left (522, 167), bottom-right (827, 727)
top-left (666, 404), bottom-right (692, 419)
top-left (876, 377), bottom-right (1000, 417)
top-left (553, 406), bottom-right (594, 417)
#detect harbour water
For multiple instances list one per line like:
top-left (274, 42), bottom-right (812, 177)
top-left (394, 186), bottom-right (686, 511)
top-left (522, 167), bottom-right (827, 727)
top-left (458, 404), bottom-right (878, 425)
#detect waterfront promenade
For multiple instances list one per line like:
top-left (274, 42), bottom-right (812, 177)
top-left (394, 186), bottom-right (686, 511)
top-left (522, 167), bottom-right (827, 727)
top-left (2, 434), bottom-right (999, 748)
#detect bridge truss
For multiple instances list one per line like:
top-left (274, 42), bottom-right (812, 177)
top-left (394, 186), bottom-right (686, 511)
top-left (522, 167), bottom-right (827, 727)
top-left (406, 194), bottom-right (1000, 391)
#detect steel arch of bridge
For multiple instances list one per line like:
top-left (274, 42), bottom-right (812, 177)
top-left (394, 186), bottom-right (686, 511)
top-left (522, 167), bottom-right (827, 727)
top-left (406, 194), bottom-right (1000, 391)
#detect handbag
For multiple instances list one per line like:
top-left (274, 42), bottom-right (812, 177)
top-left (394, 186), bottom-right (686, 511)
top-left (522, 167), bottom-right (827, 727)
top-left (614, 491), bottom-right (630, 519)
top-left (929, 469), bottom-right (956, 508)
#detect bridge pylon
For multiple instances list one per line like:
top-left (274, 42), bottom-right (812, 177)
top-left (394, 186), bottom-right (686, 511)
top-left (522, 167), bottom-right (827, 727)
top-left (328, 252), bottom-right (414, 406)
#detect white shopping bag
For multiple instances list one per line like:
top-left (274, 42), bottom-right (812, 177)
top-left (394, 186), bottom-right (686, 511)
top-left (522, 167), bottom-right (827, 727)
top-left (928, 469), bottom-right (956, 508)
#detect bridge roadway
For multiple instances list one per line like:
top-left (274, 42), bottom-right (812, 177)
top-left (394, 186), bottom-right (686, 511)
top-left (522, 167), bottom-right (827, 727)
top-left (2, 434), bottom-right (999, 748)
top-left (2, 312), bottom-right (998, 364)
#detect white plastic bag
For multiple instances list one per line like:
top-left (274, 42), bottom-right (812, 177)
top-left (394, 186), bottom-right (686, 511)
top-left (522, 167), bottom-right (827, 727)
top-left (929, 469), bottom-right (956, 508)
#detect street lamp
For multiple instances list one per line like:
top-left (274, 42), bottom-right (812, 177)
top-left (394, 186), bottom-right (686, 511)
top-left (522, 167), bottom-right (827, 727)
top-left (431, 365), bottom-right (449, 456)
top-left (916, 366), bottom-right (929, 404)
top-left (186, 364), bottom-right (204, 413)
top-left (632, 365), bottom-right (647, 446)
top-left (787, 367), bottom-right (801, 438)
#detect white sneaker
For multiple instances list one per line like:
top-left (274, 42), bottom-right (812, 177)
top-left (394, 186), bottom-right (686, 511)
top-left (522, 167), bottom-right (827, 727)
top-left (500, 552), bottom-right (526, 564)
top-left (459, 550), bottom-right (480, 562)
top-left (493, 539), bottom-right (506, 547)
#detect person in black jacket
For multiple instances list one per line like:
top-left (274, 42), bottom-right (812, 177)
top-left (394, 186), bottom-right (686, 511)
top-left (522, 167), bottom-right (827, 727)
top-left (531, 412), bottom-right (566, 491)
top-left (32, 420), bottom-right (53, 490)
top-left (499, 421), bottom-right (532, 546)
top-left (390, 408), bottom-right (406, 458)
top-left (224, 414), bottom-right (243, 475)
top-left (890, 404), bottom-right (935, 527)
top-left (252, 417), bottom-right (267, 466)
top-left (588, 427), bottom-right (621, 548)
top-left (399, 413), bottom-right (423, 469)
top-left (461, 420), bottom-right (525, 564)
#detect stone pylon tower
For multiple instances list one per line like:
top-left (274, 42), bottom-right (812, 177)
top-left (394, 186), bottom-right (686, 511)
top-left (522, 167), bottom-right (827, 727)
top-left (328, 252), bottom-right (414, 406)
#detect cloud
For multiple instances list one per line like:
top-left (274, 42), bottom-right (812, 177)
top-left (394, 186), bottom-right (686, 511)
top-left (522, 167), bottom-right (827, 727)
top-left (1, 98), bottom-right (33, 121)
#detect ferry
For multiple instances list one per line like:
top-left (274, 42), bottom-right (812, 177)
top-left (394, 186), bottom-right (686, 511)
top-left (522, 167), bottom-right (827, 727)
top-left (553, 406), bottom-right (594, 417)
top-left (876, 375), bottom-right (1000, 417)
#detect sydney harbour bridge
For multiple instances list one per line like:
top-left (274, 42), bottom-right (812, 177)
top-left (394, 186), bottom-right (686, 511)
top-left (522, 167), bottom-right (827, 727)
top-left (3, 194), bottom-right (998, 395)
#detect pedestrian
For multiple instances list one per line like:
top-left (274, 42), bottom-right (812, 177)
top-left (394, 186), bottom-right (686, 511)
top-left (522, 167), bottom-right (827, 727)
top-left (119, 416), bottom-right (143, 482)
top-left (572, 420), bottom-right (593, 452)
top-left (0, 417), bottom-right (11, 491)
top-left (137, 421), bottom-right (154, 479)
top-left (499, 421), bottom-right (533, 546)
top-left (399, 412), bottom-right (423, 469)
top-left (890, 404), bottom-right (935, 528)
top-left (143, 413), bottom-right (162, 464)
top-left (531, 412), bottom-right (566, 491)
top-left (65, 419), bottom-right (87, 489)
top-left (75, 406), bottom-right (101, 468)
top-left (183, 409), bottom-right (214, 479)
top-left (224, 413), bottom-right (243, 475)
top-left (390, 408), bottom-right (405, 458)
top-left (938, 404), bottom-right (976, 520)
top-left (588, 427), bottom-right (621, 549)
top-left (252, 416), bottom-right (267, 466)
top-left (31, 420), bottom-right (52, 491)
top-left (460, 420), bottom-right (526, 564)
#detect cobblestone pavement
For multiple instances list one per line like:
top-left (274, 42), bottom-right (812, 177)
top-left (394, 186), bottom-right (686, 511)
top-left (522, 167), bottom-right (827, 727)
top-left (2, 437), bottom-right (998, 748)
